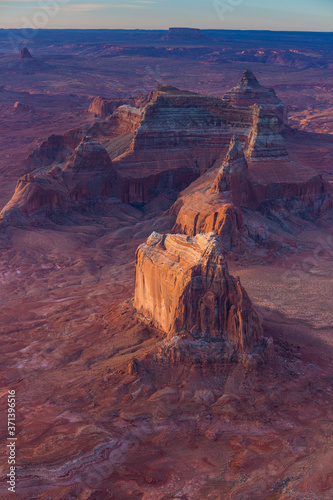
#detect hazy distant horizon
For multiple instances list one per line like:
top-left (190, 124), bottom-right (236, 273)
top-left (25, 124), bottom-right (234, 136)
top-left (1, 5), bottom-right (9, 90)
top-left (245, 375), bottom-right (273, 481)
top-left (0, 28), bottom-right (332, 34)
top-left (0, 0), bottom-right (332, 32)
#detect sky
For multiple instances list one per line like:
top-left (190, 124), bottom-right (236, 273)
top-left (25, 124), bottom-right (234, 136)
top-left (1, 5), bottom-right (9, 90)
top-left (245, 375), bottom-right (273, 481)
top-left (0, 0), bottom-right (332, 31)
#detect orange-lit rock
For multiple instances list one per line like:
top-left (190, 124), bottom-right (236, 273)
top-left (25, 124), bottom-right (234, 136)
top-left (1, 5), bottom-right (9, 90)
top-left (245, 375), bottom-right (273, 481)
top-left (134, 232), bottom-right (263, 353)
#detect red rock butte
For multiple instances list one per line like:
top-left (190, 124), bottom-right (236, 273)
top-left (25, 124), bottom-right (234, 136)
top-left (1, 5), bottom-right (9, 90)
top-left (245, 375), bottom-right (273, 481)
top-left (134, 232), bottom-right (264, 356)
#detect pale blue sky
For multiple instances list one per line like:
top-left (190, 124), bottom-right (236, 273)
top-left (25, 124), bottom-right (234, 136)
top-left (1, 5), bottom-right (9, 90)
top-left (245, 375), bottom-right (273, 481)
top-left (0, 0), bottom-right (331, 31)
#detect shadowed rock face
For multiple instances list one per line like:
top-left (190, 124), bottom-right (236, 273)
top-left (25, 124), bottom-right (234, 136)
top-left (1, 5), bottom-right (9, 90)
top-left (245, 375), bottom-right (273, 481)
top-left (63, 138), bottom-right (118, 201)
top-left (134, 232), bottom-right (264, 353)
top-left (1, 77), bottom-right (331, 224)
top-left (211, 135), bottom-right (252, 207)
top-left (0, 172), bottom-right (70, 220)
top-left (223, 70), bottom-right (288, 128)
top-left (0, 138), bottom-right (118, 222)
top-left (240, 69), bottom-right (261, 88)
top-left (247, 104), bottom-right (289, 160)
top-left (19, 47), bottom-right (32, 60)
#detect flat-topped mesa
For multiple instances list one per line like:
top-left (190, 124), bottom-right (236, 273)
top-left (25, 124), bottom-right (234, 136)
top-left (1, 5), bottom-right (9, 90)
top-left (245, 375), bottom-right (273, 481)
top-left (131, 84), bottom-right (242, 151)
top-left (115, 84), bottom-right (254, 205)
top-left (163, 27), bottom-right (211, 42)
top-left (223, 70), bottom-right (288, 128)
top-left (211, 136), bottom-right (252, 206)
top-left (134, 232), bottom-right (263, 354)
top-left (168, 27), bottom-right (202, 36)
top-left (246, 105), bottom-right (289, 160)
top-left (19, 47), bottom-right (32, 60)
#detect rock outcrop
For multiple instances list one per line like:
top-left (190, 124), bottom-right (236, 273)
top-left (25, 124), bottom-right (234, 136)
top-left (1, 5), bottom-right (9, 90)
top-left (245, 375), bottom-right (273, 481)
top-left (172, 200), bottom-right (247, 254)
top-left (13, 101), bottom-right (31, 113)
top-left (0, 138), bottom-right (119, 222)
top-left (114, 84), bottom-right (253, 204)
top-left (19, 47), bottom-right (32, 60)
top-left (14, 77), bottom-right (289, 210)
top-left (63, 138), bottom-right (118, 201)
top-left (211, 135), bottom-right (252, 207)
top-left (3, 46), bottom-right (50, 73)
top-left (134, 232), bottom-right (263, 354)
top-left (171, 127), bottom-right (332, 256)
top-left (2, 76), bottom-right (331, 226)
top-left (89, 97), bottom-right (133, 117)
top-left (247, 105), bottom-right (289, 160)
top-left (89, 93), bottom-right (153, 118)
top-left (25, 130), bottom-right (87, 168)
top-left (0, 172), bottom-right (70, 221)
top-left (223, 70), bottom-right (288, 129)
top-left (110, 105), bottom-right (145, 135)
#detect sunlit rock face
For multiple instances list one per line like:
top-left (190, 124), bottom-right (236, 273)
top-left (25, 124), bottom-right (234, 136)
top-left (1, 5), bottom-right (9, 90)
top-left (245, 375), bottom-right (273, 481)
top-left (134, 232), bottom-right (263, 354)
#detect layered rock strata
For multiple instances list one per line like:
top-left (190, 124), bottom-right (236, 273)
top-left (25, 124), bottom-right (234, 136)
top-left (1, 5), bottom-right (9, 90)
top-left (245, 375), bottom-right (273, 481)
top-left (0, 172), bottom-right (70, 219)
top-left (1, 77), bottom-right (331, 223)
top-left (114, 84), bottom-right (254, 204)
top-left (134, 232), bottom-right (263, 353)
top-left (172, 132), bottom-right (332, 251)
top-left (247, 104), bottom-right (289, 160)
top-left (222, 70), bottom-right (288, 128)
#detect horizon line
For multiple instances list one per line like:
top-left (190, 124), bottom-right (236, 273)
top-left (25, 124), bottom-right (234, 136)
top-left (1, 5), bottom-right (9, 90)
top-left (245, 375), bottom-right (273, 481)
top-left (0, 27), bottom-right (332, 33)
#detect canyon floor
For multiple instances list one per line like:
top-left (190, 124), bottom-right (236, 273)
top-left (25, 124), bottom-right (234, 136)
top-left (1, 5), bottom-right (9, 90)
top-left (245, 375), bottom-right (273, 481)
top-left (0, 30), bottom-right (332, 499)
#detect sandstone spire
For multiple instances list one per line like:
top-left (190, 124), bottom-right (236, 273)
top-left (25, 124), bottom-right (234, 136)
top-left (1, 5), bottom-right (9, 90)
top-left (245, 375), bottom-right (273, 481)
top-left (19, 47), bottom-right (32, 60)
top-left (222, 70), bottom-right (288, 128)
top-left (239, 69), bottom-right (261, 88)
